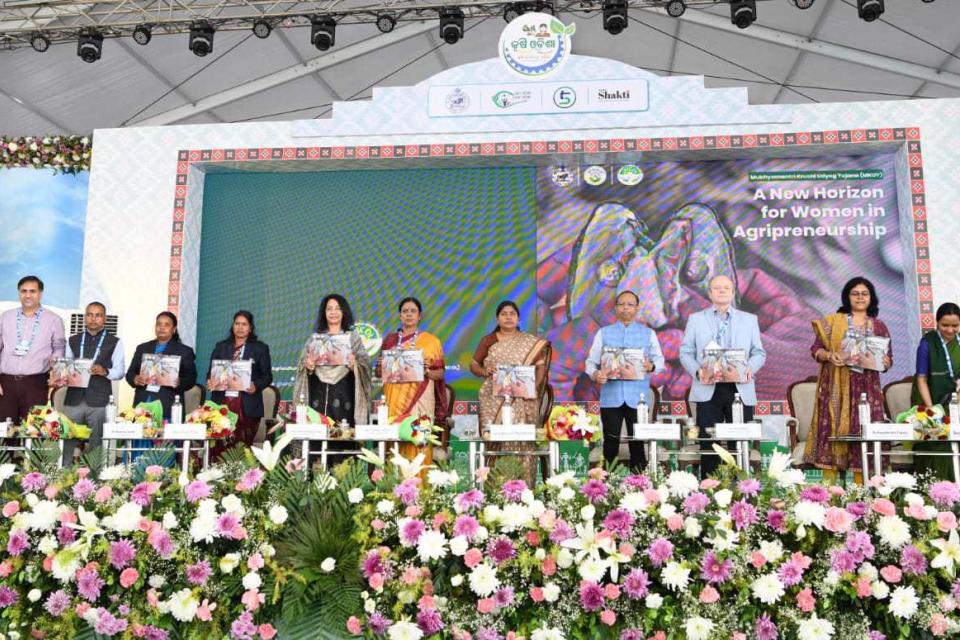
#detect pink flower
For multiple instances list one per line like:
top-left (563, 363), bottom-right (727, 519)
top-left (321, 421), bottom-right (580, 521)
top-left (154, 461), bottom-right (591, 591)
top-left (59, 510), bottom-right (77, 525)
top-left (120, 567), bottom-right (139, 588)
top-left (401, 567), bottom-right (420, 585)
top-left (824, 507), bottom-right (854, 533)
top-left (146, 589), bottom-right (160, 608)
top-left (77, 467), bottom-right (91, 479)
top-left (530, 587), bottom-right (545, 602)
top-left (604, 583), bottom-right (620, 600)
top-left (931, 613), bottom-right (949, 636)
top-left (699, 585), bottom-right (720, 603)
top-left (419, 595), bottom-right (437, 610)
top-left (667, 515), bottom-right (684, 532)
top-left (145, 465), bottom-right (165, 477)
top-left (433, 513), bottom-right (449, 529)
top-left (539, 510), bottom-right (557, 530)
top-left (880, 565), bottom-right (902, 583)
top-left (475, 467), bottom-right (490, 482)
top-left (0, 560), bottom-right (13, 577)
top-left (871, 498), bottom-right (896, 517)
top-left (464, 548), bottom-right (483, 568)
top-left (2, 502), bottom-right (19, 518)
top-left (346, 616), bottom-right (362, 635)
top-left (371, 469), bottom-right (385, 482)
top-left (642, 489), bottom-right (661, 505)
top-left (44, 485), bottom-right (59, 499)
top-left (241, 589), bottom-right (264, 611)
top-left (94, 486), bottom-right (113, 503)
top-left (855, 576), bottom-right (872, 598)
top-left (790, 551), bottom-right (813, 570)
top-left (259, 623), bottom-right (278, 639)
top-left (797, 588), bottom-right (816, 612)
top-left (477, 598), bottom-right (495, 614)
top-left (542, 554), bottom-right (557, 576)
top-left (197, 599), bottom-right (215, 621)
top-left (828, 485), bottom-right (846, 497)
top-left (750, 552), bottom-right (767, 569)
top-left (905, 503), bottom-right (931, 520)
top-left (938, 512), bottom-right (958, 532)
top-left (235, 468), bottom-right (265, 492)
top-left (369, 573), bottom-right (384, 590)
top-left (700, 478), bottom-right (720, 490)
top-left (405, 505), bottom-right (422, 517)
top-left (185, 480), bottom-right (212, 503)
top-left (600, 609), bottom-right (616, 626)
top-left (371, 519), bottom-right (386, 531)
top-left (248, 553), bottom-right (265, 570)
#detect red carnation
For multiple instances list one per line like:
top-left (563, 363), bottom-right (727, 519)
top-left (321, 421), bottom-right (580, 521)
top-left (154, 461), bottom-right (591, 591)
top-left (220, 408), bottom-right (228, 416)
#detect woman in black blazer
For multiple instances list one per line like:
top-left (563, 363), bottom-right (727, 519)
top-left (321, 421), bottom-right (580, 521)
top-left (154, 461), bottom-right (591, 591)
top-left (206, 310), bottom-right (272, 457)
top-left (125, 311), bottom-right (198, 420)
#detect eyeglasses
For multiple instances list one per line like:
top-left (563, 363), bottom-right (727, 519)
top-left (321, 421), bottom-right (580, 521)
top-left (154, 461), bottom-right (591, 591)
top-left (850, 291), bottom-right (870, 297)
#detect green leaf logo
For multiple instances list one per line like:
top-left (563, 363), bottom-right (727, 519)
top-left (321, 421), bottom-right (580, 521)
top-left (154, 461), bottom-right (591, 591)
top-left (550, 18), bottom-right (565, 34)
top-left (564, 23), bottom-right (576, 35)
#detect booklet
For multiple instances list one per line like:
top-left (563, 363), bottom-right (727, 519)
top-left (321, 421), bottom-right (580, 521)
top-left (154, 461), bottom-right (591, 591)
top-left (840, 332), bottom-right (889, 373)
top-left (493, 365), bottom-right (536, 399)
top-left (380, 348), bottom-right (424, 383)
top-left (600, 347), bottom-right (646, 381)
top-left (701, 348), bottom-right (749, 384)
top-left (307, 333), bottom-right (352, 366)
top-left (210, 359), bottom-right (253, 397)
top-left (50, 358), bottom-right (93, 388)
top-left (141, 353), bottom-right (181, 392)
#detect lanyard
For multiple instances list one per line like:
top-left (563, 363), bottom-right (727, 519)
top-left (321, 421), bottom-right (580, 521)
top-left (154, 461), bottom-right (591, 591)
top-left (847, 314), bottom-right (872, 336)
top-left (938, 332), bottom-right (956, 380)
top-left (15, 307), bottom-right (44, 350)
top-left (79, 330), bottom-right (107, 362)
top-left (397, 328), bottom-right (418, 350)
top-left (233, 343), bottom-right (247, 361)
top-left (714, 311), bottom-right (730, 345)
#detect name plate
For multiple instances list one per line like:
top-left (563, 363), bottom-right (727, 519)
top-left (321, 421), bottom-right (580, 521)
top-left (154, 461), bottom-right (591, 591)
top-left (103, 422), bottom-right (144, 440)
top-left (951, 425), bottom-right (960, 441)
top-left (488, 424), bottom-right (536, 442)
top-left (286, 424), bottom-right (329, 440)
top-left (354, 424), bottom-right (399, 440)
top-left (163, 423), bottom-right (206, 440)
top-left (0, 423), bottom-right (9, 438)
top-left (715, 422), bottom-right (762, 440)
top-left (863, 422), bottom-right (913, 441)
top-left (633, 423), bottom-right (680, 441)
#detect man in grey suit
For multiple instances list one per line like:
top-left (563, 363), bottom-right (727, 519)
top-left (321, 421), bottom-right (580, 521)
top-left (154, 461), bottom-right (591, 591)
top-left (680, 275), bottom-right (766, 476)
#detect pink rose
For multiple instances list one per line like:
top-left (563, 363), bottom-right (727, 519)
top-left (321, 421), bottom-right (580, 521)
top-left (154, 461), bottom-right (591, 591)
top-left (542, 554), bottom-right (557, 576)
top-left (94, 486), bottom-right (113, 503)
top-left (604, 583), bottom-right (620, 600)
top-left (732, 634), bottom-right (747, 640)
top-left (248, 553), bottom-right (265, 570)
top-left (42, 556), bottom-right (53, 573)
top-left (477, 598), bottom-right (496, 614)
top-left (530, 587), bottom-right (545, 602)
top-left (699, 585), bottom-right (720, 604)
top-left (750, 552), bottom-right (767, 569)
top-left (2, 502), bottom-right (19, 518)
top-left (371, 519), bottom-right (386, 531)
top-left (940, 596), bottom-right (958, 613)
top-left (464, 548), bottom-right (483, 568)
top-left (405, 506), bottom-right (422, 517)
top-left (241, 589), bottom-right (265, 611)
top-left (642, 489), bottom-right (661, 505)
top-left (855, 576), bottom-right (872, 598)
top-left (931, 613), bottom-right (949, 637)
top-left (871, 498), bottom-right (896, 517)
top-left (870, 475), bottom-right (886, 488)
top-left (419, 595), bottom-right (436, 610)
top-left (146, 589), bottom-right (160, 608)
top-left (905, 503), bottom-right (931, 521)
top-left (77, 467), bottom-right (90, 479)
top-left (59, 510), bottom-right (77, 525)
top-left (346, 616), bottom-right (362, 635)
top-left (600, 610), bottom-right (616, 626)
top-left (75, 602), bottom-right (91, 617)
top-left (526, 531), bottom-right (541, 546)
top-left (369, 573), bottom-right (384, 590)
top-left (790, 552), bottom-right (812, 570)
top-left (44, 485), bottom-right (59, 499)
top-left (880, 565), bottom-right (902, 584)
top-left (258, 624), bottom-right (277, 640)
top-left (824, 507), bottom-right (854, 533)
top-left (371, 469), bottom-right (385, 482)
top-left (434, 513), bottom-right (449, 529)
top-left (938, 512), bottom-right (958, 532)
top-left (700, 478), bottom-right (720, 490)
top-left (145, 465), bottom-right (164, 477)
top-left (828, 485), bottom-right (846, 497)
top-left (401, 567), bottom-right (420, 585)
top-left (588, 467), bottom-right (608, 480)
top-left (120, 567), bottom-right (139, 588)
top-left (797, 588), bottom-right (816, 612)
top-left (0, 561), bottom-right (13, 577)
top-left (619, 542), bottom-right (635, 558)
top-left (667, 515), bottom-right (684, 532)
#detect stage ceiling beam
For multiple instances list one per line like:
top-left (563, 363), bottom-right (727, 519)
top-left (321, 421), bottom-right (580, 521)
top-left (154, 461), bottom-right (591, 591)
top-left (133, 19), bottom-right (436, 126)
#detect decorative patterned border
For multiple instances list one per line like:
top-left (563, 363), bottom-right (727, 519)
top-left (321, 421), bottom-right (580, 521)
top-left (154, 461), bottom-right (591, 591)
top-left (169, 126), bottom-right (929, 417)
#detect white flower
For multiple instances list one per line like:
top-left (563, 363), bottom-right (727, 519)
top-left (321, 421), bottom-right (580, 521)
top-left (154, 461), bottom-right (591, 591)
top-left (449, 535), bottom-right (468, 556)
top-left (51, 548), bottom-right (80, 582)
top-left (543, 582), bottom-right (560, 602)
top-left (163, 511), bottom-right (179, 530)
top-left (483, 504), bottom-right (502, 524)
top-left (666, 471), bottom-right (699, 498)
top-left (220, 553), bottom-right (241, 574)
top-left (577, 558), bottom-right (606, 583)
top-left (27, 589), bottom-right (41, 602)
top-left (468, 562), bottom-right (500, 597)
top-left (580, 505), bottom-right (596, 521)
top-left (713, 489), bottom-right (733, 507)
top-left (168, 589), bottom-right (199, 622)
top-left (759, 540), bottom-right (784, 563)
top-left (658, 503), bottom-right (677, 520)
top-left (38, 535), bottom-right (57, 554)
top-left (884, 472), bottom-right (917, 491)
top-left (557, 487), bottom-right (575, 502)
top-left (684, 516), bottom-right (702, 538)
top-left (646, 593), bottom-right (663, 609)
top-left (450, 574), bottom-right (463, 587)
top-left (889, 585), bottom-right (919, 619)
top-left (797, 615), bottom-right (835, 640)
top-left (364, 598), bottom-right (376, 614)
top-left (556, 547), bottom-right (574, 568)
top-left (99, 465), bottom-right (129, 481)
top-left (876, 515), bottom-right (911, 549)
top-left (104, 502), bottom-right (142, 533)
top-left (427, 469), bottom-right (459, 487)
top-left (347, 488), bottom-right (364, 504)
top-left (859, 562), bottom-right (878, 580)
top-left (149, 574), bottom-right (166, 588)
top-left (931, 529), bottom-right (960, 577)
top-left (530, 628), bottom-right (565, 640)
top-left (260, 543), bottom-right (276, 558)
top-left (0, 464), bottom-right (16, 483)
top-left (27, 500), bottom-right (60, 532)
top-left (793, 501), bottom-right (826, 529)
top-left (661, 561), bottom-right (690, 591)
top-left (196, 468), bottom-right (224, 482)
top-left (243, 572), bottom-right (263, 589)
top-left (252, 433), bottom-right (294, 471)
top-left (527, 499), bottom-right (546, 519)
top-left (871, 580), bottom-right (890, 599)
top-left (376, 499), bottom-right (396, 515)
top-left (25, 494), bottom-right (38, 508)
top-left (499, 503), bottom-right (533, 532)
top-left (387, 621), bottom-right (424, 640)
top-left (521, 489), bottom-right (535, 505)
top-left (417, 530), bottom-right (448, 563)
top-left (269, 504), bottom-right (289, 525)
top-left (220, 494), bottom-right (245, 516)
top-left (546, 471), bottom-right (575, 488)
top-left (751, 573), bottom-right (786, 604)
top-left (189, 513), bottom-right (217, 543)
top-left (824, 570), bottom-right (840, 587)
top-left (684, 616), bottom-right (715, 640)
top-left (620, 492), bottom-right (648, 514)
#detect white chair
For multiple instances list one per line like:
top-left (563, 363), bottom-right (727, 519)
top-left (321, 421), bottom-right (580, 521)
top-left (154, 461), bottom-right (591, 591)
top-left (256, 385), bottom-right (280, 445)
top-left (884, 377), bottom-right (917, 468)
top-left (51, 386), bottom-right (67, 413)
top-left (787, 377), bottom-right (818, 467)
top-left (183, 384), bottom-right (205, 414)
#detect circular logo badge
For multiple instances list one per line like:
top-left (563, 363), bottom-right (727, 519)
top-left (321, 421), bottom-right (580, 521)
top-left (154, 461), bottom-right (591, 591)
top-left (617, 164), bottom-right (644, 186)
top-left (354, 322), bottom-right (382, 359)
top-left (583, 165), bottom-right (607, 186)
top-left (499, 13), bottom-right (575, 79)
top-left (553, 86), bottom-right (576, 109)
top-left (551, 165), bottom-right (574, 187)
top-left (445, 88), bottom-right (470, 114)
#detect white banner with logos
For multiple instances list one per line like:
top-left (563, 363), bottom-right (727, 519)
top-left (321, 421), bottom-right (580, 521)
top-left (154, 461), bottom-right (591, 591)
top-left (428, 79), bottom-right (649, 118)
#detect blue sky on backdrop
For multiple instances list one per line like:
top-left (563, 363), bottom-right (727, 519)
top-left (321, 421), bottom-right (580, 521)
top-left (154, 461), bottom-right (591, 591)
top-left (0, 167), bottom-right (88, 308)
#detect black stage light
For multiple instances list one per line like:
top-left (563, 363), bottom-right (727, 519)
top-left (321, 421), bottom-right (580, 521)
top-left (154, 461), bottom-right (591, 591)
top-left (730, 0), bottom-right (756, 28)
top-left (792, 0), bottom-right (815, 8)
top-left (503, 3), bottom-right (525, 22)
top-left (30, 31), bottom-right (50, 52)
top-left (77, 30), bottom-right (103, 63)
top-left (376, 13), bottom-right (396, 32)
top-left (189, 21), bottom-right (215, 56)
top-left (311, 15), bottom-right (336, 50)
top-left (666, 0), bottom-right (686, 17)
top-left (439, 7), bottom-right (464, 45)
top-left (603, 0), bottom-right (628, 35)
top-left (133, 24), bottom-right (152, 45)
top-left (857, 0), bottom-right (884, 21)
top-left (252, 19), bottom-right (272, 39)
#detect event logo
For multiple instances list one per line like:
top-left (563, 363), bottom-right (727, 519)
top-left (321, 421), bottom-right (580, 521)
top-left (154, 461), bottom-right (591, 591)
top-left (617, 164), bottom-right (644, 186)
top-left (499, 13), bottom-right (575, 79)
top-left (445, 88), bottom-right (470, 114)
top-left (354, 322), bottom-right (382, 359)
top-left (491, 89), bottom-right (532, 109)
top-left (551, 165), bottom-right (575, 187)
top-left (583, 165), bottom-right (607, 186)
top-left (553, 87), bottom-right (576, 109)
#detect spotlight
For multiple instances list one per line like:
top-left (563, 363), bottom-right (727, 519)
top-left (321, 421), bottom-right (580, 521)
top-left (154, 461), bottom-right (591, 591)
top-left (188, 21), bottom-right (215, 56)
top-left (252, 19), bottom-right (272, 39)
top-left (602, 0), bottom-right (628, 35)
top-left (857, 0), bottom-right (884, 21)
top-left (921, 0), bottom-right (935, 3)
top-left (730, 0), bottom-right (756, 28)
top-left (311, 16), bottom-right (336, 50)
top-left (439, 7), bottom-right (464, 45)
top-left (376, 13), bottom-right (396, 33)
top-left (791, 0), bottom-right (815, 7)
top-left (503, 2), bottom-right (526, 22)
top-left (77, 30), bottom-right (103, 63)
top-left (132, 24), bottom-right (152, 45)
top-left (536, 2), bottom-right (555, 15)
top-left (29, 31), bottom-right (49, 52)
top-left (665, 0), bottom-right (686, 17)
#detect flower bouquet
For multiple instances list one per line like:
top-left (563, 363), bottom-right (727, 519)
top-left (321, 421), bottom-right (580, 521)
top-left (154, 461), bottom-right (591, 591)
top-left (279, 406), bottom-right (353, 438)
top-left (185, 401), bottom-right (238, 439)
top-left (897, 403), bottom-right (949, 440)
top-left (117, 400), bottom-right (164, 438)
top-left (16, 405), bottom-right (90, 439)
top-left (547, 404), bottom-right (601, 443)
top-left (397, 415), bottom-right (441, 447)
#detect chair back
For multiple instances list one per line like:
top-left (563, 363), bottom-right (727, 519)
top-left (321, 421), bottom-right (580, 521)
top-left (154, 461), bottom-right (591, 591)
top-left (684, 387), bottom-right (697, 423)
top-left (51, 386), bottom-right (67, 414)
top-left (441, 383), bottom-right (456, 447)
top-left (262, 385), bottom-right (280, 420)
top-left (183, 384), bottom-right (205, 414)
top-left (650, 385), bottom-right (661, 420)
top-left (787, 377), bottom-right (818, 447)
top-left (539, 383), bottom-right (555, 429)
top-left (883, 376), bottom-right (915, 421)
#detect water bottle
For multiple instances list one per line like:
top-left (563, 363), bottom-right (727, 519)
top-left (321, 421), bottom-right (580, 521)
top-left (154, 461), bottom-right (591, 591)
top-left (171, 395), bottom-right (183, 425)
top-left (296, 393), bottom-right (308, 425)
top-left (637, 395), bottom-right (649, 425)
top-left (950, 393), bottom-right (959, 432)
top-left (502, 395), bottom-right (514, 426)
top-left (858, 392), bottom-right (871, 428)
top-left (377, 400), bottom-right (389, 427)
top-left (732, 393), bottom-right (744, 424)
top-left (105, 394), bottom-right (117, 424)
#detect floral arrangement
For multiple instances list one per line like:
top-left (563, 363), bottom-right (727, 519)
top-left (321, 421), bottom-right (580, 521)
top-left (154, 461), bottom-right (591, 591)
top-left (278, 406), bottom-right (357, 439)
top-left (546, 404), bottom-right (601, 443)
top-left (397, 415), bottom-right (442, 447)
top-left (1, 136), bottom-right (91, 174)
top-left (118, 400), bottom-right (164, 438)
top-left (898, 404), bottom-right (950, 441)
top-left (185, 401), bottom-right (238, 439)
top-left (16, 405), bottom-right (90, 440)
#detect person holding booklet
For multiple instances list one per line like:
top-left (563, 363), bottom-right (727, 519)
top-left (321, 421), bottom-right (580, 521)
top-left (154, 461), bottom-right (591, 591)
top-left (803, 277), bottom-right (891, 482)
top-left (125, 311), bottom-right (198, 421)
top-left (910, 302), bottom-right (960, 479)
top-left (680, 274), bottom-right (766, 477)
top-left (56, 302), bottom-right (126, 466)
top-left (470, 300), bottom-right (551, 486)
top-left (585, 290), bottom-right (664, 471)
top-left (206, 310), bottom-right (273, 459)
top-left (377, 297), bottom-right (447, 466)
